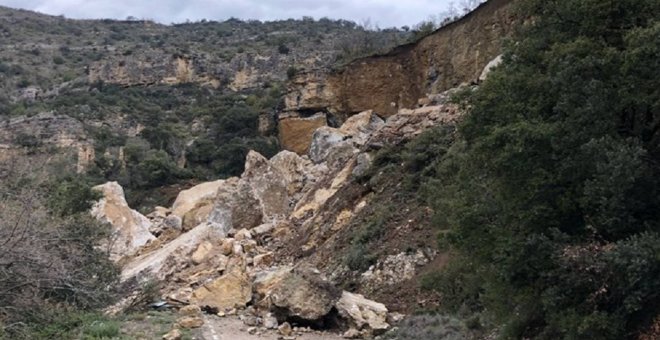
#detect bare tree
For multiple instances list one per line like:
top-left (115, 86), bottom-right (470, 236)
top-left (0, 155), bottom-right (119, 336)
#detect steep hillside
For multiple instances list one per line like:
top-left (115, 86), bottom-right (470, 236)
top-left (0, 6), bottom-right (405, 101)
top-left (0, 6), bottom-right (407, 209)
top-left (284, 0), bottom-right (516, 119)
top-left (278, 0), bottom-right (517, 154)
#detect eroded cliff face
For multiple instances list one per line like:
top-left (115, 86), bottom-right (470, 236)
top-left (87, 52), bottom-right (326, 90)
top-left (284, 0), bottom-right (517, 119)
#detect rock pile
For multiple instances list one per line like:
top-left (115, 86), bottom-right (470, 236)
top-left (93, 93), bottom-right (463, 337)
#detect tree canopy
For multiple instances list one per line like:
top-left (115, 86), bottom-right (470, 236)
top-left (426, 0), bottom-right (660, 338)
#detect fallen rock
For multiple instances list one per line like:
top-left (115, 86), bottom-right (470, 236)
top-left (179, 304), bottom-right (202, 317)
top-left (162, 328), bottom-right (182, 340)
top-left (235, 228), bottom-right (252, 241)
top-left (338, 110), bottom-right (384, 146)
top-left (279, 113), bottom-right (327, 155)
top-left (219, 238), bottom-right (235, 256)
top-left (270, 150), bottom-right (312, 196)
top-left (181, 202), bottom-right (215, 231)
top-left (253, 252), bottom-right (274, 268)
top-left (191, 261), bottom-right (252, 310)
top-left (352, 153), bottom-right (372, 178)
top-left (211, 177), bottom-right (263, 230)
top-left (168, 288), bottom-right (193, 304)
top-left (266, 266), bottom-right (341, 321)
top-left (263, 313), bottom-right (278, 329)
top-left (91, 182), bottom-right (155, 261)
top-left (177, 316), bottom-right (204, 329)
top-left (336, 291), bottom-right (389, 334)
top-left (241, 151), bottom-right (291, 220)
top-left (342, 328), bottom-right (361, 339)
top-left (367, 104), bottom-right (461, 148)
top-left (360, 250), bottom-right (431, 288)
top-left (278, 322), bottom-right (293, 336)
top-left (191, 240), bottom-right (214, 265)
top-left (309, 126), bottom-right (347, 164)
top-left (171, 180), bottom-right (224, 217)
top-left (252, 223), bottom-right (275, 236)
top-left (121, 222), bottom-right (228, 281)
top-left (479, 54), bottom-right (503, 82)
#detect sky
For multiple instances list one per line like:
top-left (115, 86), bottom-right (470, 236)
top-left (0, 0), bottom-right (459, 28)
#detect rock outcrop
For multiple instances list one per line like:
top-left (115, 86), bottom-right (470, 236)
top-left (91, 182), bottom-right (155, 261)
top-left (284, 0), bottom-right (517, 118)
top-left (278, 113), bottom-right (328, 155)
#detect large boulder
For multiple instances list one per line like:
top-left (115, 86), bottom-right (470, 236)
top-left (309, 127), bottom-right (347, 164)
top-left (269, 150), bottom-right (312, 197)
top-left (121, 221), bottom-right (228, 281)
top-left (191, 260), bottom-right (252, 310)
top-left (241, 151), bottom-right (291, 221)
top-left (336, 291), bottom-right (389, 334)
top-left (171, 180), bottom-right (224, 218)
top-left (308, 111), bottom-right (382, 165)
top-left (338, 110), bottom-right (384, 146)
top-left (210, 177), bottom-right (263, 230)
top-left (91, 182), bottom-right (155, 261)
top-left (258, 266), bottom-right (341, 322)
top-left (278, 113), bottom-right (327, 155)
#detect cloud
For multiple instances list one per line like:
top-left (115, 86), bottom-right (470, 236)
top-left (0, 0), bottom-right (455, 27)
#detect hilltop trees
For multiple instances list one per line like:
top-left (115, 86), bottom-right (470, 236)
top-left (425, 0), bottom-right (660, 338)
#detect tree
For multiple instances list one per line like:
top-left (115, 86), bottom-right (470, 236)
top-left (428, 0), bottom-right (660, 338)
top-left (0, 156), bottom-right (119, 337)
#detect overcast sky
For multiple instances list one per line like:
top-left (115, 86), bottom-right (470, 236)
top-left (0, 0), bottom-right (459, 28)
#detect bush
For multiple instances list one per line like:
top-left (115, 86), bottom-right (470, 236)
top-left (277, 43), bottom-right (290, 54)
top-left (0, 157), bottom-right (119, 338)
top-left (384, 314), bottom-right (469, 340)
top-left (47, 176), bottom-right (101, 217)
top-left (345, 244), bottom-right (376, 271)
top-left (422, 0), bottom-right (660, 338)
top-left (132, 150), bottom-right (188, 188)
top-left (286, 66), bottom-right (297, 79)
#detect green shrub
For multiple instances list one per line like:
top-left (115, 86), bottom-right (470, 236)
top-left (286, 66), bottom-right (297, 79)
top-left (47, 176), bottom-right (101, 217)
top-left (82, 319), bottom-right (121, 339)
top-left (345, 244), bottom-right (376, 271)
top-left (384, 314), bottom-right (469, 340)
top-left (422, 0), bottom-right (660, 338)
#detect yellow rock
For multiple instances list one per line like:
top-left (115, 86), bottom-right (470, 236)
top-left (177, 316), bottom-right (203, 329)
top-left (278, 113), bottom-right (327, 155)
top-left (191, 240), bottom-right (214, 265)
top-left (191, 262), bottom-right (252, 310)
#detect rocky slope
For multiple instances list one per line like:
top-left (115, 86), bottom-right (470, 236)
top-left (277, 0), bottom-right (516, 156)
top-left (94, 85), bottom-right (466, 338)
top-left (0, 6), bottom-right (405, 101)
top-left (0, 6), bottom-right (406, 203)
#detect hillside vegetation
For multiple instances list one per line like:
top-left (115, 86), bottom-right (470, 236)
top-left (0, 6), bottom-right (407, 209)
top-left (413, 0), bottom-right (660, 338)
